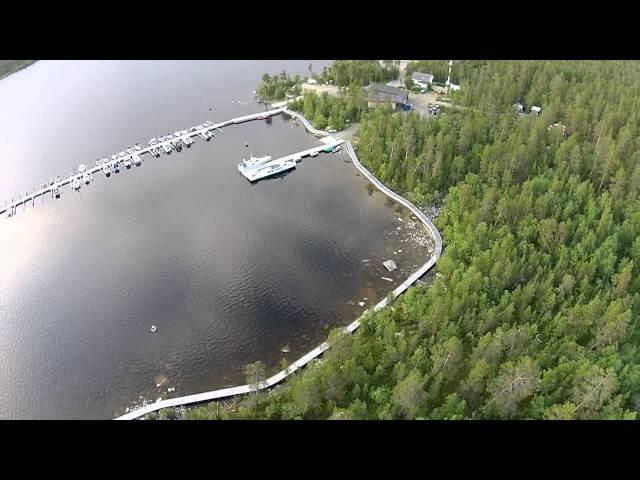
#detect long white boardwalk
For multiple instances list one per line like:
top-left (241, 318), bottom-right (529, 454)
top-left (1, 108), bottom-right (285, 217)
top-left (115, 111), bottom-right (442, 420)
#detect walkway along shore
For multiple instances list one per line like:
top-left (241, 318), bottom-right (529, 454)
top-left (114, 109), bottom-right (443, 420)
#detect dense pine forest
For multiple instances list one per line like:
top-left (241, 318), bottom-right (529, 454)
top-left (176, 61), bottom-right (640, 420)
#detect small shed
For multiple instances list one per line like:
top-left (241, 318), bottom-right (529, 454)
top-left (531, 105), bottom-right (542, 116)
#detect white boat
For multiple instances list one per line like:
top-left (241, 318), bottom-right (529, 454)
top-left (78, 164), bottom-right (87, 173)
top-left (102, 165), bottom-right (111, 176)
top-left (83, 173), bottom-right (91, 184)
top-left (111, 154), bottom-right (118, 161)
top-left (132, 153), bottom-right (142, 166)
top-left (161, 144), bottom-right (172, 154)
top-left (73, 178), bottom-right (81, 190)
top-left (124, 159), bottom-right (132, 169)
top-left (150, 325), bottom-right (157, 333)
top-left (239, 154), bottom-right (272, 170)
top-left (241, 158), bottom-right (296, 182)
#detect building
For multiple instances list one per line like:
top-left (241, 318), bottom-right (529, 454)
top-left (531, 105), bottom-right (542, 116)
top-left (366, 83), bottom-right (410, 109)
top-left (412, 72), bottom-right (434, 89)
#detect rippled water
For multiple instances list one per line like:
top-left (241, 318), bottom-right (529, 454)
top-left (0, 61), bottom-right (429, 419)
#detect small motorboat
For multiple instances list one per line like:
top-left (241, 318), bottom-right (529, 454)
top-left (124, 159), bottom-right (132, 169)
top-left (111, 154), bottom-right (118, 161)
top-left (134, 144), bottom-right (142, 151)
top-left (53, 188), bottom-right (60, 198)
top-left (150, 325), bottom-right (157, 333)
top-left (73, 178), bottom-right (81, 190)
top-left (55, 175), bottom-right (63, 183)
top-left (102, 165), bottom-right (111, 176)
top-left (83, 173), bottom-right (91, 184)
top-left (118, 151), bottom-right (126, 158)
top-left (78, 164), bottom-right (86, 173)
top-left (96, 159), bottom-right (102, 166)
top-left (126, 148), bottom-right (134, 155)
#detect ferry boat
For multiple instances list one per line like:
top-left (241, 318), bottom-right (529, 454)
top-left (239, 154), bottom-right (272, 170)
top-left (242, 158), bottom-right (296, 182)
top-left (102, 165), bottom-right (111, 176)
top-left (73, 178), bottom-right (81, 190)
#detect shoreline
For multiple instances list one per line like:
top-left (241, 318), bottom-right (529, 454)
top-left (115, 109), bottom-right (442, 420)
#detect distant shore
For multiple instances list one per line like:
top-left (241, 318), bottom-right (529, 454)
top-left (0, 60), bottom-right (37, 81)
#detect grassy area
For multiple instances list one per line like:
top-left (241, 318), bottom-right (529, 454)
top-left (0, 60), bottom-right (36, 80)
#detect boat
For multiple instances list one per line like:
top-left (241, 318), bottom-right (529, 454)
top-left (102, 165), bottom-right (111, 176)
top-left (239, 154), bottom-right (272, 170)
top-left (333, 145), bottom-right (341, 152)
top-left (95, 159), bottom-right (102, 166)
top-left (53, 188), bottom-right (60, 198)
top-left (78, 164), bottom-right (86, 173)
top-left (124, 159), bottom-right (132, 169)
top-left (150, 325), bottom-right (157, 333)
top-left (174, 131), bottom-right (181, 137)
top-left (73, 178), bottom-right (81, 190)
top-left (83, 173), bottom-right (91, 184)
top-left (162, 144), bottom-right (172, 154)
top-left (132, 153), bottom-right (142, 166)
top-left (55, 175), bottom-right (63, 183)
top-left (113, 162), bottom-right (120, 173)
top-left (182, 136), bottom-right (193, 147)
top-left (126, 148), bottom-right (134, 155)
top-left (118, 151), bottom-right (126, 157)
top-left (111, 154), bottom-right (118, 161)
top-left (242, 159), bottom-right (296, 182)
top-left (134, 144), bottom-right (142, 151)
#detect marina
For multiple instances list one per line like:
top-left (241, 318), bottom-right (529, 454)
top-left (0, 108), bottom-right (287, 218)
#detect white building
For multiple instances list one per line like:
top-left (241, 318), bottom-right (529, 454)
top-left (412, 72), bottom-right (434, 89)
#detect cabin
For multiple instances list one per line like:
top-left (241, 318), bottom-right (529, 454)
top-left (366, 83), bottom-right (410, 109)
top-left (412, 72), bottom-right (434, 89)
top-left (531, 105), bottom-right (542, 116)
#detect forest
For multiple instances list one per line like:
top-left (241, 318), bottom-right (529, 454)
top-left (287, 88), bottom-right (368, 131)
top-left (256, 72), bottom-right (302, 100)
top-left (316, 60), bottom-right (399, 87)
top-left (165, 61), bottom-right (640, 420)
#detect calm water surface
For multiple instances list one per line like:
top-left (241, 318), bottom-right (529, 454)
top-left (0, 61), bottom-right (429, 419)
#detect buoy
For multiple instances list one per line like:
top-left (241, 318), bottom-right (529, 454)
top-left (150, 325), bottom-right (157, 333)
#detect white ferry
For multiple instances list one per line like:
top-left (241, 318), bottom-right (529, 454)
top-left (240, 158), bottom-right (296, 182)
top-left (238, 154), bottom-right (272, 171)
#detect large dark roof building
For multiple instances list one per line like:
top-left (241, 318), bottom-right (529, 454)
top-left (367, 83), bottom-right (409, 109)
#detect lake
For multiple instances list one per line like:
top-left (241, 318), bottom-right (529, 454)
top-left (0, 61), bottom-right (430, 419)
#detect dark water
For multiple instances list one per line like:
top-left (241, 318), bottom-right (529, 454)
top-left (0, 61), bottom-right (429, 419)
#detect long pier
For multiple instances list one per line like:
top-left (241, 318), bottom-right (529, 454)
top-left (0, 108), bottom-right (286, 218)
top-left (115, 111), bottom-right (442, 420)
